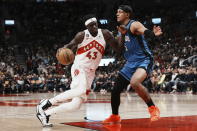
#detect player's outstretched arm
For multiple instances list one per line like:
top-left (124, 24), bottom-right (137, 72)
top-left (131, 21), bottom-right (162, 44)
top-left (63, 31), bottom-right (85, 53)
top-left (130, 21), bottom-right (147, 35)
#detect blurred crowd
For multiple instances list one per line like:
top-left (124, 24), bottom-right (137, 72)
top-left (0, 1), bottom-right (197, 94)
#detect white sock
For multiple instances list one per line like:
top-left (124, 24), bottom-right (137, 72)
top-left (45, 97), bottom-right (83, 116)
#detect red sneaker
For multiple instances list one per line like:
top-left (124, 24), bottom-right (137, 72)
top-left (102, 114), bottom-right (121, 124)
top-left (148, 106), bottom-right (160, 121)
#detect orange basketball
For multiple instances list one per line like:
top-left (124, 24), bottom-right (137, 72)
top-left (56, 48), bottom-right (75, 65)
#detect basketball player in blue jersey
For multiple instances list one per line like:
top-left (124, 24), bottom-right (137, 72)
top-left (103, 5), bottom-right (162, 123)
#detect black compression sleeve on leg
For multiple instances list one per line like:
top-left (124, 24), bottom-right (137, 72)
top-left (147, 100), bottom-right (155, 107)
top-left (111, 74), bottom-right (130, 115)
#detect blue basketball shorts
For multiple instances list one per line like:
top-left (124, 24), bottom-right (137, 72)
top-left (120, 59), bottom-right (153, 81)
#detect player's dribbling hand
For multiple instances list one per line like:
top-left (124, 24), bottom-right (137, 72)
top-left (153, 25), bottom-right (163, 36)
top-left (117, 25), bottom-right (127, 35)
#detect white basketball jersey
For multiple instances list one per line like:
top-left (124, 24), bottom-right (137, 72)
top-left (73, 29), bottom-right (106, 70)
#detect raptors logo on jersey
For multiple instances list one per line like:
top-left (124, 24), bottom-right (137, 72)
top-left (74, 29), bottom-right (106, 70)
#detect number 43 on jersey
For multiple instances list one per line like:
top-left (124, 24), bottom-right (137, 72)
top-left (86, 51), bottom-right (98, 60)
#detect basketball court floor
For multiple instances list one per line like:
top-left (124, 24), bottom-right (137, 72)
top-left (0, 92), bottom-right (197, 131)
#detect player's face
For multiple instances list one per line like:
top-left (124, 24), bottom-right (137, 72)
top-left (116, 9), bottom-right (129, 23)
top-left (86, 22), bottom-right (98, 36)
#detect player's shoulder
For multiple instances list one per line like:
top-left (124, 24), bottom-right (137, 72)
top-left (101, 29), bottom-right (110, 34)
top-left (74, 31), bottom-right (85, 43)
top-left (130, 21), bottom-right (143, 27)
top-left (76, 31), bottom-right (85, 37)
top-left (75, 31), bottom-right (85, 39)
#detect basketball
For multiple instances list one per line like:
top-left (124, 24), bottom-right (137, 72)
top-left (56, 48), bottom-right (75, 65)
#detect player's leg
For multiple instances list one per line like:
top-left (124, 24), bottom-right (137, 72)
top-left (49, 66), bottom-right (87, 105)
top-left (111, 74), bottom-right (130, 115)
top-left (45, 97), bottom-right (83, 116)
top-left (44, 69), bottom-right (95, 116)
top-left (130, 68), bottom-right (160, 121)
top-left (103, 73), bottom-right (129, 123)
top-left (37, 65), bottom-right (86, 108)
top-left (36, 96), bottom-right (83, 127)
top-left (36, 99), bottom-right (53, 127)
top-left (48, 83), bottom-right (86, 104)
top-left (36, 66), bottom-right (87, 126)
top-left (130, 68), bottom-right (152, 104)
top-left (36, 75), bottom-right (87, 112)
top-left (86, 68), bottom-right (96, 91)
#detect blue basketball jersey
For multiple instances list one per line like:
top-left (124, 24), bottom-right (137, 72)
top-left (122, 20), bottom-right (153, 62)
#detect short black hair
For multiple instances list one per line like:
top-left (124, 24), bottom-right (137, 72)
top-left (82, 14), bottom-right (97, 24)
top-left (118, 5), bottom-right (133, 18)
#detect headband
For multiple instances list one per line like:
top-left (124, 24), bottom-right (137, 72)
top-left (85, 17), bottom-right (97, 26)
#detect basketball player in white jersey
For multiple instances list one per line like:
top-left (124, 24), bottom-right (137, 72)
top-left (36, 14), bottom-right (123, 127)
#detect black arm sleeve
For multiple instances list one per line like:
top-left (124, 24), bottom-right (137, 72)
top-left (144, 30), bottom-right (157, 46)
